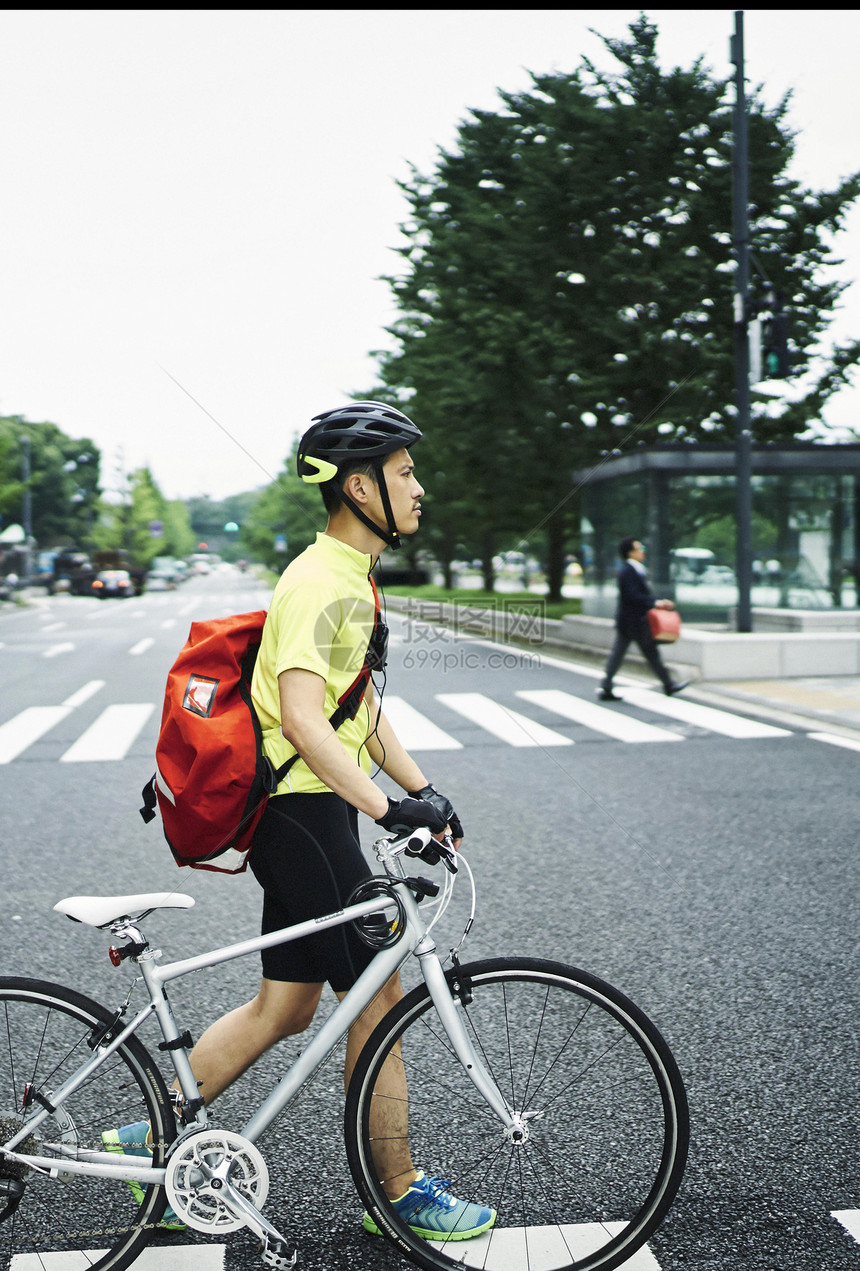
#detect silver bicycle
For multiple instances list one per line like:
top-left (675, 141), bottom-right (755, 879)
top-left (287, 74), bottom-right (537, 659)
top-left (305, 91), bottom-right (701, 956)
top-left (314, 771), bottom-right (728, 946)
top-left (0, 827), bottom-right (688, 1271)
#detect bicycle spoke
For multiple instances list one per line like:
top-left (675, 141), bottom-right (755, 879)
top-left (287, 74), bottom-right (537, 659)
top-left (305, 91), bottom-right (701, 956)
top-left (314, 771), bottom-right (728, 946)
top-left (346, 957), bottom-right (688, 1271)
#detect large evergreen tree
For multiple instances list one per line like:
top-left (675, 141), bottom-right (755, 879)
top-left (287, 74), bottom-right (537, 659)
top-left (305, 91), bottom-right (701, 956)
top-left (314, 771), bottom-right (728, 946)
top-left (374, 18), bottom-right (860, 598)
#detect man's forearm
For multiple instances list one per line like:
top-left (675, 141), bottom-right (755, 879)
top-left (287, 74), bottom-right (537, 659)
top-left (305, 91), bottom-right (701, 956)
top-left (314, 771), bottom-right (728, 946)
top-left (282, 718), bottom-right (389, 819)
top-left (365, 709), bottom-right (428, 792)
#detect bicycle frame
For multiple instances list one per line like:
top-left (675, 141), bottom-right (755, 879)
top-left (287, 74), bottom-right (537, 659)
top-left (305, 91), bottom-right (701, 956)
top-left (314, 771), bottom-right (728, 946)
top-left (3, 850), bottom-right (514, 1188)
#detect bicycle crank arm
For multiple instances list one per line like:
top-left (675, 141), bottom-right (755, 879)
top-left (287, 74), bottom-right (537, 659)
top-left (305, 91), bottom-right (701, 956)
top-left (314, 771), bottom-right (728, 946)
top-left (210, 1176), bottom-right (296, 1267)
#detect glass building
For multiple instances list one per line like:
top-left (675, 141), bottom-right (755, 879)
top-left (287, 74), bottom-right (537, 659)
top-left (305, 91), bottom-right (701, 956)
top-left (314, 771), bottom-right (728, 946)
top-left (576, 443), bottom-right (860, 624)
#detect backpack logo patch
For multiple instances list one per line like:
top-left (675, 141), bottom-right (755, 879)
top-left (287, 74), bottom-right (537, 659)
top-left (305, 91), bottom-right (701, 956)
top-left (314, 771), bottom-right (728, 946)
top-left (183, 674), bottom-right (219, 718)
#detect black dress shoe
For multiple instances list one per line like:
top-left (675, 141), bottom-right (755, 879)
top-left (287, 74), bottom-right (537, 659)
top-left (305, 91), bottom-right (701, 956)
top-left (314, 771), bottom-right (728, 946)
top-left (665, 681), bottom-right (690, 696)
top-left (598, 689), bottom-right (622, 702)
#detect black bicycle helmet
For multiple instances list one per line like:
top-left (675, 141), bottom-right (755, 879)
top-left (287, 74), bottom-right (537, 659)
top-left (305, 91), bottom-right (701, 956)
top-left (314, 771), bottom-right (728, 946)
top-left (297, 401), bottom-right (422, 549)
top-left (297, 402), bottom-right (422, 482)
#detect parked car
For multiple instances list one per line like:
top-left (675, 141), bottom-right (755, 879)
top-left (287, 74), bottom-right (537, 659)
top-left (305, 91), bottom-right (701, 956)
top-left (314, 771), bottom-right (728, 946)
top-left (92, 569), bottom-right (134, 599)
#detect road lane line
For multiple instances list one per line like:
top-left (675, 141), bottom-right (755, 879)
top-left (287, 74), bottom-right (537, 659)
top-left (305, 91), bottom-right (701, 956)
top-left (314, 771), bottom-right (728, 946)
top-left (437, 692), bottom-right (573, 747)
top-left (808, 731), bottom-right (860, 754)
top-left (618, 687), bottom-right (792, 738)
top-left (382, 696), bottom-right (463, 750)
top-left (62, 680), bottom-right (106, 709)
top-left (516, 689), bottom-right (681, 744)
top-left (0, 707), bottom-right (71, 763)
top-left (60, 704), bottom-right (154, 763)
top-left (161, 618), bottom-right (177, 629)
top-left (42, 642), bottom-right (75, 659)
top-left (129, 637), bottom-right (155, 655)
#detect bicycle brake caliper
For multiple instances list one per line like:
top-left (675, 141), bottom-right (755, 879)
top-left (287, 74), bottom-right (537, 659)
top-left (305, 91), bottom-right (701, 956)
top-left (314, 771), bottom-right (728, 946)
top-left (449, 954), bottom-right (473, 1007)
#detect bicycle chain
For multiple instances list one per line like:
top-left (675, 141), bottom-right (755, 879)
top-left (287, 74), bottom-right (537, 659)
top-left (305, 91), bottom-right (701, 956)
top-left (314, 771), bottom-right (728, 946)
top-left (1, 1124), bottom-right (171, 1246)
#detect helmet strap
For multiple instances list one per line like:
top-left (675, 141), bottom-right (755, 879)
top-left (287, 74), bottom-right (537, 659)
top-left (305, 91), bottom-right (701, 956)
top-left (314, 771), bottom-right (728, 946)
top-left (333, 460), bottom-right (402, 550)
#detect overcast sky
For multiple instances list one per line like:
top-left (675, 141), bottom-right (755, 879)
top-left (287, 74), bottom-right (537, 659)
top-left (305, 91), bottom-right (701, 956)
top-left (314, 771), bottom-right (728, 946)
top-left (1, 9), bottom-right (858, 503)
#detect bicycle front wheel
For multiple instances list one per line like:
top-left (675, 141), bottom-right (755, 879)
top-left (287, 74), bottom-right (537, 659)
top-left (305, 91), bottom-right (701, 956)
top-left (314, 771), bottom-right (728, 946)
top-left (0, 976), bottom-right (175, 1271)
top-left (345, 957), bottom-right (688, 1271)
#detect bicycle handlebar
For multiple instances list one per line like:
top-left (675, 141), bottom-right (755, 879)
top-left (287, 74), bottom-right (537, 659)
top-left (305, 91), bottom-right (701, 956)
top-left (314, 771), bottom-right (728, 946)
top-left (376, 826), bottom-right (459, 874)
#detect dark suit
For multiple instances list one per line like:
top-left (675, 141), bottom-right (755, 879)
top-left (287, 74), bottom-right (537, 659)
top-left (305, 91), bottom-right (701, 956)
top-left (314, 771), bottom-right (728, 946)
top-left (601, 560), bottom-right (673, 692)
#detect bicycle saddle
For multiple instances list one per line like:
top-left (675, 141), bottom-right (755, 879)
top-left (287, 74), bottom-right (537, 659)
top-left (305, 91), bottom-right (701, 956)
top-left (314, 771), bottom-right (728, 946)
top-left (54, 892), bottom-right (196, 928)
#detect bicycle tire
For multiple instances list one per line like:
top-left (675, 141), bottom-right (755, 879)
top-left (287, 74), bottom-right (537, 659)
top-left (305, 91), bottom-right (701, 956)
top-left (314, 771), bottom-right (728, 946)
top-left (345, 956), bottom-right (688, 1271)
top-left (0, 976), bottom-right (176, 1271)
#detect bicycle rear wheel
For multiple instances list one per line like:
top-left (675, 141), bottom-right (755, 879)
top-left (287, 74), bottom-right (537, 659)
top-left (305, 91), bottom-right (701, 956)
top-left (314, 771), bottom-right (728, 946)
top-left (345, 957), bottom-right (688, 1271)
top-left (0, 976), bottom-right (175, 1271)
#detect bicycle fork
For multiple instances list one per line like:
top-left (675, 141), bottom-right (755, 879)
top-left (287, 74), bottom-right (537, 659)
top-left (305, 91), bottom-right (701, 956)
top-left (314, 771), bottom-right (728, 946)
top-left (414, 941), bottom-right (523, 1137)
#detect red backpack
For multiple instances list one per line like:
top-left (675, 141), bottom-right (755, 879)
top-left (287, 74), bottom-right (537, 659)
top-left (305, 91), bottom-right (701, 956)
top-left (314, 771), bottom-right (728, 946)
top-left (140, 588), bottom-right (381, 874)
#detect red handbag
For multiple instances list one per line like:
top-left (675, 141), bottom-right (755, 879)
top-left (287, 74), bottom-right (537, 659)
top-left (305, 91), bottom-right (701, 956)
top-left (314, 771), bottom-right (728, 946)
top-left (648, 608), bottom-right (681, 643)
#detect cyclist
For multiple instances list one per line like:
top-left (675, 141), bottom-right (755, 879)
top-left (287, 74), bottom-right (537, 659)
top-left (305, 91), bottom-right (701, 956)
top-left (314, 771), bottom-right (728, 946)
top-left (106, 402), bottom-right (494, 1241)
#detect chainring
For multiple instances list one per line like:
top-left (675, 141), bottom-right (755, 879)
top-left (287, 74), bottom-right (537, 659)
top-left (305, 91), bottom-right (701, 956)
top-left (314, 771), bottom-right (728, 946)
top-left (165, 1129), bottom-right (269, 1233)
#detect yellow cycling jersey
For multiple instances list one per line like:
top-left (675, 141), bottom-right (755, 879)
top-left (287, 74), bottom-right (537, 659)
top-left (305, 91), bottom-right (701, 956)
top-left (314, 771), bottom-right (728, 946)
top-left (251, 533), bottom-right (377, 795)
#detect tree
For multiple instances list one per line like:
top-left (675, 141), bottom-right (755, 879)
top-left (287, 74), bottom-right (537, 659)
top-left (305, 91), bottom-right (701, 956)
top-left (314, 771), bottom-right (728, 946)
top-left (373, 17), bottom-right (860, 599)
top-left (92, 466), bottom-right (191, 568)
top-left (241, 444), bottom-right (321, 571)
top-left (0, 416), bottom-right (101, 547)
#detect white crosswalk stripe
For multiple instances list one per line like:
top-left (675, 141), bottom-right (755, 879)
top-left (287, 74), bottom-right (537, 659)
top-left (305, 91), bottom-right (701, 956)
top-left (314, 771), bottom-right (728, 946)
top-left (516, 689), bottom-right (681, 744)
top-left (833, 1209), bottom-right (860, 1244)
top-left (615, 687), bottom-right (792, 739)
top-left (60, 704), bottom-right (155, 763)
top-left (437, 692), bottom-right (573, 748)
top-left (10, 1243), bottom-right (227, 1269)
top-left (0, 706), bottom-right (72, 764)
top-left (808, 731), bottom-right (860, 754)
top-left (382, 696), bottom-right (463, 750)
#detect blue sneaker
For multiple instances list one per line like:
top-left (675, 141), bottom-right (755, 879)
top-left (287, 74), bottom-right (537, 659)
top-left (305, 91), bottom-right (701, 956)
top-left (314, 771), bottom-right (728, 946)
top-left (101, 1120), bottom-right (186, 1231)
top-left (363, 1171), bottom-right (495, 1240)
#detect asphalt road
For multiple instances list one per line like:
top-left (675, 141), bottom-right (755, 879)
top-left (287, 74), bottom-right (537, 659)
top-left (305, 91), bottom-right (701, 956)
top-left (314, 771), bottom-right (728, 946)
top-left (1, 567), bottom-right (859, 1270)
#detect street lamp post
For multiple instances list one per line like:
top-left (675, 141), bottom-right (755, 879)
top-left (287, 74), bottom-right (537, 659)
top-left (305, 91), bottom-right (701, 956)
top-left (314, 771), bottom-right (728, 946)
top-left (731, 10), bottom-right (754, 633)
top-left (20, 435), bottom-right (33, 581)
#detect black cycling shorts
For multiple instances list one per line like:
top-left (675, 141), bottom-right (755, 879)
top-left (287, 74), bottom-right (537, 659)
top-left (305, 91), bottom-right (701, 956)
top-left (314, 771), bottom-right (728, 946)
top-left (248, 791), bottom-right (376, 992)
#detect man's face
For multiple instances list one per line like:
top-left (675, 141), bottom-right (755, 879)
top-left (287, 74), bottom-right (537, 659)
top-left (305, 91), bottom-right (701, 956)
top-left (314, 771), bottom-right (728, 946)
top-left (374, 448), bottom-right (425, 537)
top-left (629, 541), bottom-right (646, 561)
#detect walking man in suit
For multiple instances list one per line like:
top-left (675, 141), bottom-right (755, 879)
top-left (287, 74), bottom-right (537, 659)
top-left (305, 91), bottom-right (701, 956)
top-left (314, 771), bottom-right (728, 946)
top-left (599, 537), bottom-right (689, 702)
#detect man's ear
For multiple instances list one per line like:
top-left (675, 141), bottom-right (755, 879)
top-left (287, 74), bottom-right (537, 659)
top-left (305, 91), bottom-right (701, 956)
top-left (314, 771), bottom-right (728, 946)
top-left (342, 470), bottom-right (372, 505)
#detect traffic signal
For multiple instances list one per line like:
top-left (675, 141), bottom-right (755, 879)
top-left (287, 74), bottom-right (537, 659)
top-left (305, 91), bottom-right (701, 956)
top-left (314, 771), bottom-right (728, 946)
top-left (762, 311), bottom-right (790, 379)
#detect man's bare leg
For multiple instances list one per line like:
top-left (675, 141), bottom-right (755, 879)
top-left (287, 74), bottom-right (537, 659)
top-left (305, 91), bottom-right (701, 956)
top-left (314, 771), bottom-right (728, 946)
top-left (340, 972), bottom-right (417, 1200)
top-left (182, 978), bottom-right (324, 1104)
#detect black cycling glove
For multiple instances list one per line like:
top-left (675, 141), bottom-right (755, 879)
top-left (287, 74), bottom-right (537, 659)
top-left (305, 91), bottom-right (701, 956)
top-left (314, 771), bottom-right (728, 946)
top-left (375, 796), bottom-right (447, 836)
top-left (407, 783), bottom-right (464, 841)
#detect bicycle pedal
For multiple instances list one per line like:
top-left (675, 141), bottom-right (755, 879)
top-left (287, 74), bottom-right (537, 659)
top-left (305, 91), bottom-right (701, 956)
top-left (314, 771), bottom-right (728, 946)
top-left (260, 1235), bottom-right (297, 1268)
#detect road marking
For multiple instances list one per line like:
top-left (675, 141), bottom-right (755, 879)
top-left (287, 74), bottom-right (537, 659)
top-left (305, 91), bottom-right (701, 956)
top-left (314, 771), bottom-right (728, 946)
top-left (618, 687), bottom-right (792, 739)
top-left (63, 680), bottom-right (106, 708)
top-left (382, 696), bottom-right (463, 750)
top-left (161, 618), bottom-right (177, 629)
top-left (516, 689), bottom-right (681, 744)
top-left (41, 621), bottom-right (66, 633)
top-left (0, 707), bottom-right (71, 763)
top-left (437, 692), bottom-right (573, 748)
top-left (11, 1243), bottom-right (227, 1268)
top-left (42, 642), bottom-right (75, 659)
top-left (833, 1209), bottom-right (860, 1244)
top-left (428, 1221), bottom-right (661, 1267)
top-left (60, 704), bottom-right (154, 763)
top-left (129, 637), bottom-right (155, 655)
top-left (808, 731), bottom-right (860, 754)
